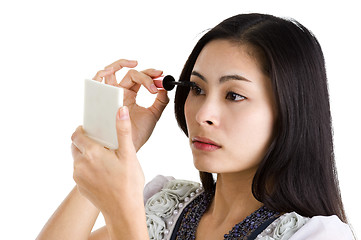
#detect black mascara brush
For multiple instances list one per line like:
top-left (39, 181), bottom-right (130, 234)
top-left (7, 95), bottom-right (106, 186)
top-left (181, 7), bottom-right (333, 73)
top-left (153, 75), bottom-right (196, 91)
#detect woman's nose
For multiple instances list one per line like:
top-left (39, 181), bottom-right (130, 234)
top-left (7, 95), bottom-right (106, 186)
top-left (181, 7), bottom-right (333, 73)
top-left (195, 99), bottom-right (220, 127)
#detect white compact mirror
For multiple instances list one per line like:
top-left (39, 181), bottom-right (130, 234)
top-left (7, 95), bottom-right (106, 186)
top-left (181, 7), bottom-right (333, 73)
top-left (83, 79), bottom-right (123, 149)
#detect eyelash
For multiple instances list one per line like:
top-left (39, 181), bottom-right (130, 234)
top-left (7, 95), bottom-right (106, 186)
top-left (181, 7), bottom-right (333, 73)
top-left (190, 83), bottom-right (247, 102)
top-left (190, 84), bottom-right (204, 95)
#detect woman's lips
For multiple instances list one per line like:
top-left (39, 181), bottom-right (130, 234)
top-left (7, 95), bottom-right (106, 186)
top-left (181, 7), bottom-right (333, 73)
top-left (192, 136), bottom-right (221, 151)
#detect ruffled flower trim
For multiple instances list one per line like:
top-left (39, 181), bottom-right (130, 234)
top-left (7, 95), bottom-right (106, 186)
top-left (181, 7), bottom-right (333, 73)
top-left (257, 212), bottom-right (310, 240)
top-left (145, 179), bottom-right (203, 240)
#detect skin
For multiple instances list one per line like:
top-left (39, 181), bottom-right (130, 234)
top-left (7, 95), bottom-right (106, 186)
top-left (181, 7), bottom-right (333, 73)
top-left (37, 40), bottom-right (277, 240)
top-left (184, 40), bottom-right (277, 239)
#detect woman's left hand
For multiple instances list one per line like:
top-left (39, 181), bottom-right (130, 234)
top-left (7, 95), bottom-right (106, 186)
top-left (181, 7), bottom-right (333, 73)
top-left (71, 106), bottom-right (147, 238)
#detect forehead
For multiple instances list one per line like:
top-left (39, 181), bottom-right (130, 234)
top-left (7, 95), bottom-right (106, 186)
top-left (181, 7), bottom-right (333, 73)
top-left (193, 39), bottom-right (267, 84)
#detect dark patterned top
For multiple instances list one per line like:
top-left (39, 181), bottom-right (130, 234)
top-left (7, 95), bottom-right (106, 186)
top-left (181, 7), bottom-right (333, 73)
top-left (173, 192), bottom-right (280, 240)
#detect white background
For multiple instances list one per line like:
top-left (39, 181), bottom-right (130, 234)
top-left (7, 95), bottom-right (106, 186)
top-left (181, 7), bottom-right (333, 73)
top-left (0, 0), bottom-right (360, 239)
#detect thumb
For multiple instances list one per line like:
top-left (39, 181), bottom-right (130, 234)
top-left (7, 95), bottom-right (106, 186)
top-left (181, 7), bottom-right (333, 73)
top-left (116, 106), bottom-right (135, 157)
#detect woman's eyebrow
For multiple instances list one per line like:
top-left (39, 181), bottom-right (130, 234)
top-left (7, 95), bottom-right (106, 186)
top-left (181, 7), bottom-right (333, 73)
top-left (191, 71), bottom-right (206, 81)
top-left (191, 71), bottom-right (252, 83)
top-left (220, 74), bottom-right (252, 83)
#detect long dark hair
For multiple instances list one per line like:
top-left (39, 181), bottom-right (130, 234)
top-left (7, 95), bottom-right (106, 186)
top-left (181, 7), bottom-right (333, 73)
top-left (174, 13), bottom-right (347, 222)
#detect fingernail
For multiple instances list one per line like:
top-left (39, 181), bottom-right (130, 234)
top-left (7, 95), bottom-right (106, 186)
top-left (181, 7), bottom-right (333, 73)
top-left (150, 84), bottom-right (158, 93)
top-left (152, 76), bottom-right (164, 81)
top-left (117, 106), bottom-right (129, 120)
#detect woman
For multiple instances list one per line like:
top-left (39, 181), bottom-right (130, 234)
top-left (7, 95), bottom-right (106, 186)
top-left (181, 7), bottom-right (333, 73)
top-left (37, 13), bottom-right (354, 239)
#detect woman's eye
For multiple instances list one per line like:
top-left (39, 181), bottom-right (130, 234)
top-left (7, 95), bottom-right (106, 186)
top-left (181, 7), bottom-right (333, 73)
top-left (226, 92), bottom-right (246, 101)
top-left (190, 84), bottom-right (205, 95)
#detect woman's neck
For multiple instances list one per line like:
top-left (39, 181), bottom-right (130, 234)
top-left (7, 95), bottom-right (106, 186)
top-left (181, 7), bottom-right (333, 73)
top-left (207, 168), bottom-right (263, 225)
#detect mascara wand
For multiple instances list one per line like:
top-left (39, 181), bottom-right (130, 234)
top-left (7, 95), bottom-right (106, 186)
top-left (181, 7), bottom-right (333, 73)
top-left (154, 75), bottom-right (196, 91)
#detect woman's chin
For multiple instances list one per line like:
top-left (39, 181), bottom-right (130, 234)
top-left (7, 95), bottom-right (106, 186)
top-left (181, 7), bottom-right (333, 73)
top-left (193, 157), bottom-right (220, 173)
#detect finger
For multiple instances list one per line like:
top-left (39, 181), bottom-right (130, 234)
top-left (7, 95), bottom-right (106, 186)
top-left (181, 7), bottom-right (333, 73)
top-left (141, 68), bottom-right (163, 78)
top-left (105, 59), bottom-right (138, 72)
top-left (119, 69), bottom-right (163, 94)
top-left (92, 69), bottom-right (114, 82)
top-left (148, 90), bottom-right (169, 121)
top-left (123, 88), bottom-right (138, 106)
top-left (71, 126), bottom-right (102, 157)
top-left (153, 78), bottom-right (164, 89)
top-left (72, 143), bottom-right (86, 182)
top-left (142, 68), bottom-right (164, 89)
top-left (103, 67), bottom-right (118, 86)
top-left (115, 106), bottom-right (136, 158)
top-left (71, 126), bottom-right (85, 153)
top-left (71, 142), bottom-right (82, 156)
top-left (72, 143), bottom-right (83, 173)
top-left (93, 59), bottom-right (137, 84)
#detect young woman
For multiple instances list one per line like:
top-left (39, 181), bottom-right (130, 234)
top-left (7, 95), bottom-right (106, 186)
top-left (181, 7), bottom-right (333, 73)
top-left (37, 13), bottom-right (354, 240)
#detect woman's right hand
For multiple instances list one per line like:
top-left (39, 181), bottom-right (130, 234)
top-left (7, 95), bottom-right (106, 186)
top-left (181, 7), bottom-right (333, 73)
top-left (93, 59), bottom-right (169, 151)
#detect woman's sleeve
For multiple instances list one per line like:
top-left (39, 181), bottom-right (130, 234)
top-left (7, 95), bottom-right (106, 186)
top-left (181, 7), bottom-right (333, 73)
top-left (290, 215), bottom-right (354, 240)
top-left (143, 175), bottom-right (175, 205)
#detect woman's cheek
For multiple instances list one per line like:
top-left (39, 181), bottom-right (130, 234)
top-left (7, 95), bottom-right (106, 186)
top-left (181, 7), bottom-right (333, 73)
top-left (184, 96), bottom-right (198, 127)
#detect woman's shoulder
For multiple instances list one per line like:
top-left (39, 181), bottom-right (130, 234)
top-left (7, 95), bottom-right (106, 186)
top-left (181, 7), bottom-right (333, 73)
top-left (143, 175), bottom-right (176, 204)
top-left (257, 211), bottom-right (354, 240)
top-left (143, 175), bottom-right (201, 203)
top-left (143, 175), bottom-right (203, 240)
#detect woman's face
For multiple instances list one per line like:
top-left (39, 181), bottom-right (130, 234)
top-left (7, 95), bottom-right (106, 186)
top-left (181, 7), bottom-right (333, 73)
top-left (184, 39), bottom-right (277, 174)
